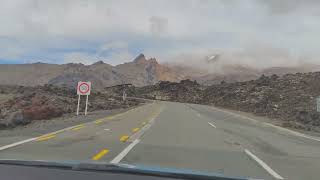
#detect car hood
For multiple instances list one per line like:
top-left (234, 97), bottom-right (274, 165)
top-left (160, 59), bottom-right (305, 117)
top-left (0, 159), bottom-right (259, 180)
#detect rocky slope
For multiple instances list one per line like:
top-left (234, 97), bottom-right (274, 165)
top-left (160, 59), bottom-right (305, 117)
top-left (0, 85), bottom-right (143, 129)
top-left (203, 73), bottom-right (320, 131)
top-left (111, 72), bottom-right (320, 132)
top-left (0, 54), bottom-right (182, 89)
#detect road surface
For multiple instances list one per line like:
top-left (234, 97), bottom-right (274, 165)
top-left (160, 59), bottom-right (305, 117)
top-left (0, 101), bottom-right (319, 180)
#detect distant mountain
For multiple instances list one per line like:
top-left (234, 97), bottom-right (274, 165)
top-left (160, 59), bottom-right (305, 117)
top-left (167, 63), bottom-right (320, 85)
top-left (1, 53), bottom-right (320, 89)
top-left (0, 54), bottom-right (183, 89)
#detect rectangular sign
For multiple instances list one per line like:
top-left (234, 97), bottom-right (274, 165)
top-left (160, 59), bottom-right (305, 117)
top-left (77, 81), bottom-right (91, 95)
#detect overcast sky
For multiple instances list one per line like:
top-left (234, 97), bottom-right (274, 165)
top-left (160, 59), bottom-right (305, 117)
top-left (0, 0), bottom-right (319, 68)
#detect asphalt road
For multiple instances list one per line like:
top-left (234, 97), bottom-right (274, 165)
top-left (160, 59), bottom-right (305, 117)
top-left (0, 101), bottom-right (319, 180)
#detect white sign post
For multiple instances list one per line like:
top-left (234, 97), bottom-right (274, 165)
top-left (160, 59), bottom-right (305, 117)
top-left (122, 90), bottom-right (127, 101)
top-left (76, 81), bottom-right (91, 116)
top-left (317, 97), bottom-right (320, 112)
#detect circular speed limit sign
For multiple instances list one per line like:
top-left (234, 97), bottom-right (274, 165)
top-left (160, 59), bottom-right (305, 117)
top-left (77, 81), bottom-right (91, 95)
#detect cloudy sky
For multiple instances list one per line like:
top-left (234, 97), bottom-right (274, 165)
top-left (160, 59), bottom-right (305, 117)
top-left (0, 0), bottom-right (320, 68)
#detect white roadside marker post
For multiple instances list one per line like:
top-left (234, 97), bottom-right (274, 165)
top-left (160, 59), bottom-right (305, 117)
top-left (76, 94), bottom-right (81, 116)
top-left (85, 94), bottom-right (89, 115)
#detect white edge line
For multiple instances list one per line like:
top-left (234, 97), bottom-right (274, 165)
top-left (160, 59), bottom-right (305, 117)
top-left (112, 107), bottom-right (163, 164)
top-left (0, 105), bottom-right (147, 152)
top-left (208, 122), bottom-right (217, 128)
top-left (128, 124), bottom-right (151, 142)
top-left (111, 139), bottom-right (140, 164)
top-left (212, 107), bottom-right (320, 143)
top-left (0, 124), bottom-right (80, 151)
top-left (245, 149), bottom-right (284, 180)
top-left (128, 108), bottom-right (162, 142)
top-left (0, 138), bottom-right (37, 151)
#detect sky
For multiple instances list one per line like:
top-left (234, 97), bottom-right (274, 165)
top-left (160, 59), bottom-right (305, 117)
top-left (0, 0), bottom-right (320, 68)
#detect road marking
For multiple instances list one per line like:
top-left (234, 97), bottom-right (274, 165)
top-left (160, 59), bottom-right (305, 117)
top-left (142, 122), bottom-right (147, 126)
top-left (128, 111), bottom-right (162, 142)
top-left (104, 129), bottom-right (110, 131)
top-left (245, 149), bottom-right (284, 180)
top-left (0, 138), bottom-right (37, 151)
top-left (0, 123), bottom-right (87, 151)
top-left (120, 135), bottom-right (130, 142)
top-left (264, 123), bottom-right (320, 142)
top-left (111, 139), bottom-right (140, 164)
top-left (72, 125), bottom-right (85, 131)
top-left (112, 107), bottom-right (163, 163)
top-left (106, 116), bottom-right (115, 120)
top-left (94, 120), bottom-right (103, 124)
top-left (132, 128), bottom-right (140, 133)
top-left (36, 135), bottom-right (56, 142)
top-left (208, 122), bottom-right (217, 128)
top-left (0, 106), bottom-right (147, 152)
top-left (212, 107), bottom-right (320, 143)
top-left (92, 149), bottom-right (109, 160)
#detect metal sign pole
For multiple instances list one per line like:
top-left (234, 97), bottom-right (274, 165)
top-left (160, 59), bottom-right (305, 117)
top-left (85, 95), bottom-right (89, 115)
top-left (122, 90), bottom-right (126, 101)
top-left (317, 97), bottom-right (320, 112)
top-left (76, 94), bottom-right (81, 116)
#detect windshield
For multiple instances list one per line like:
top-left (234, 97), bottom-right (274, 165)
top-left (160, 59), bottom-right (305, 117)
top-left (0, 1), bottom-right (320, 180)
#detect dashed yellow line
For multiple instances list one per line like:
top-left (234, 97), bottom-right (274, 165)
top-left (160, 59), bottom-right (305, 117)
top-left (132, 128), bottom-right (140, 133)
top-left (36, 134), bottom-right (56, 142)
top-left (92, 149), bottom-right (109, 160)
top-left (120, 135), bottom-right (129, 142)
top-left (94, 120), bottom-right (103, 124)
top-left (72, 125), bottom-right (85, 131)
top-left (106, 116), bottom-right (115, 120)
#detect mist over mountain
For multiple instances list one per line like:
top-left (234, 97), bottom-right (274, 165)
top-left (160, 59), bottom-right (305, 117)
top-left (165, 52), bottom-right (320, 85)
top-left (1, 53), bottom-right (320, 89)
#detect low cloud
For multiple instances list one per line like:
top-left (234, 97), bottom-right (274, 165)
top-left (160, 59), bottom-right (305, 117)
top-left (0, 0), bottom-right (320, 69)
top-left (149, 16), bottom-right (168, 36)
top-left (63, 41), bottom-right (135, 65)
top-left (63, 52), bottom-right (99, 65)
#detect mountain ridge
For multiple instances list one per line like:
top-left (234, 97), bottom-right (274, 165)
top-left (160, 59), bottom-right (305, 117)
top-left (1, 54), bottom-right (320, 89)
top-left (0, 54), bottom-right (182, 89)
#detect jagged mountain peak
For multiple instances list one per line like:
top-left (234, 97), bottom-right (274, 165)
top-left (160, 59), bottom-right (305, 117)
top-left (133, 53), bottom-right (147, 63)
top-left (0, 54), bottom-right (182, 89)
top-left (133, 54), bottom-right (159, 65)
top-left (91, 60), bottom-right (105, 65)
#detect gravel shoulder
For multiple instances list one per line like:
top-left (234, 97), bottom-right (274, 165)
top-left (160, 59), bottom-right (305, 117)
top-left (215, 105), bottom-right (320, 138)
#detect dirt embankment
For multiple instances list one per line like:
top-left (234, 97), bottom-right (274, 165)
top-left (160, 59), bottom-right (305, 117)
top-left (0, 84), bottom-right (143, 129)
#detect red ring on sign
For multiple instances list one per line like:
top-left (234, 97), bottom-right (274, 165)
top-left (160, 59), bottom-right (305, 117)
top-left (78, 82), bottom-right (90, 94)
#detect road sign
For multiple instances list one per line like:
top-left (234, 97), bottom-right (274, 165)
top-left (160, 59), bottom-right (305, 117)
top-left (77, 81), bottom-right (91, 95)
top-left (76, 81), bottom-right (91, 116)
top-left (317, 97), bottom-right (320, 112)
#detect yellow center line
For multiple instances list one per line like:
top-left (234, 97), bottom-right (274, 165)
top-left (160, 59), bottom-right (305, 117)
top-left (92, 149), bottom-right (109, 160)
top-left (72, 125), bottom-right (85, 131)
top-left (94, 120), bottom-right (103, 124)
top-left (36, 134), bottom-right (56, 142)
top-left (132, 128), bottom-right (140, 133)
top-left (37, 132), bottom-right (56, 139)
top-left (120, 135), bottom-right (129, 142)
top-left (106, 116), bottom-right (115, 120)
